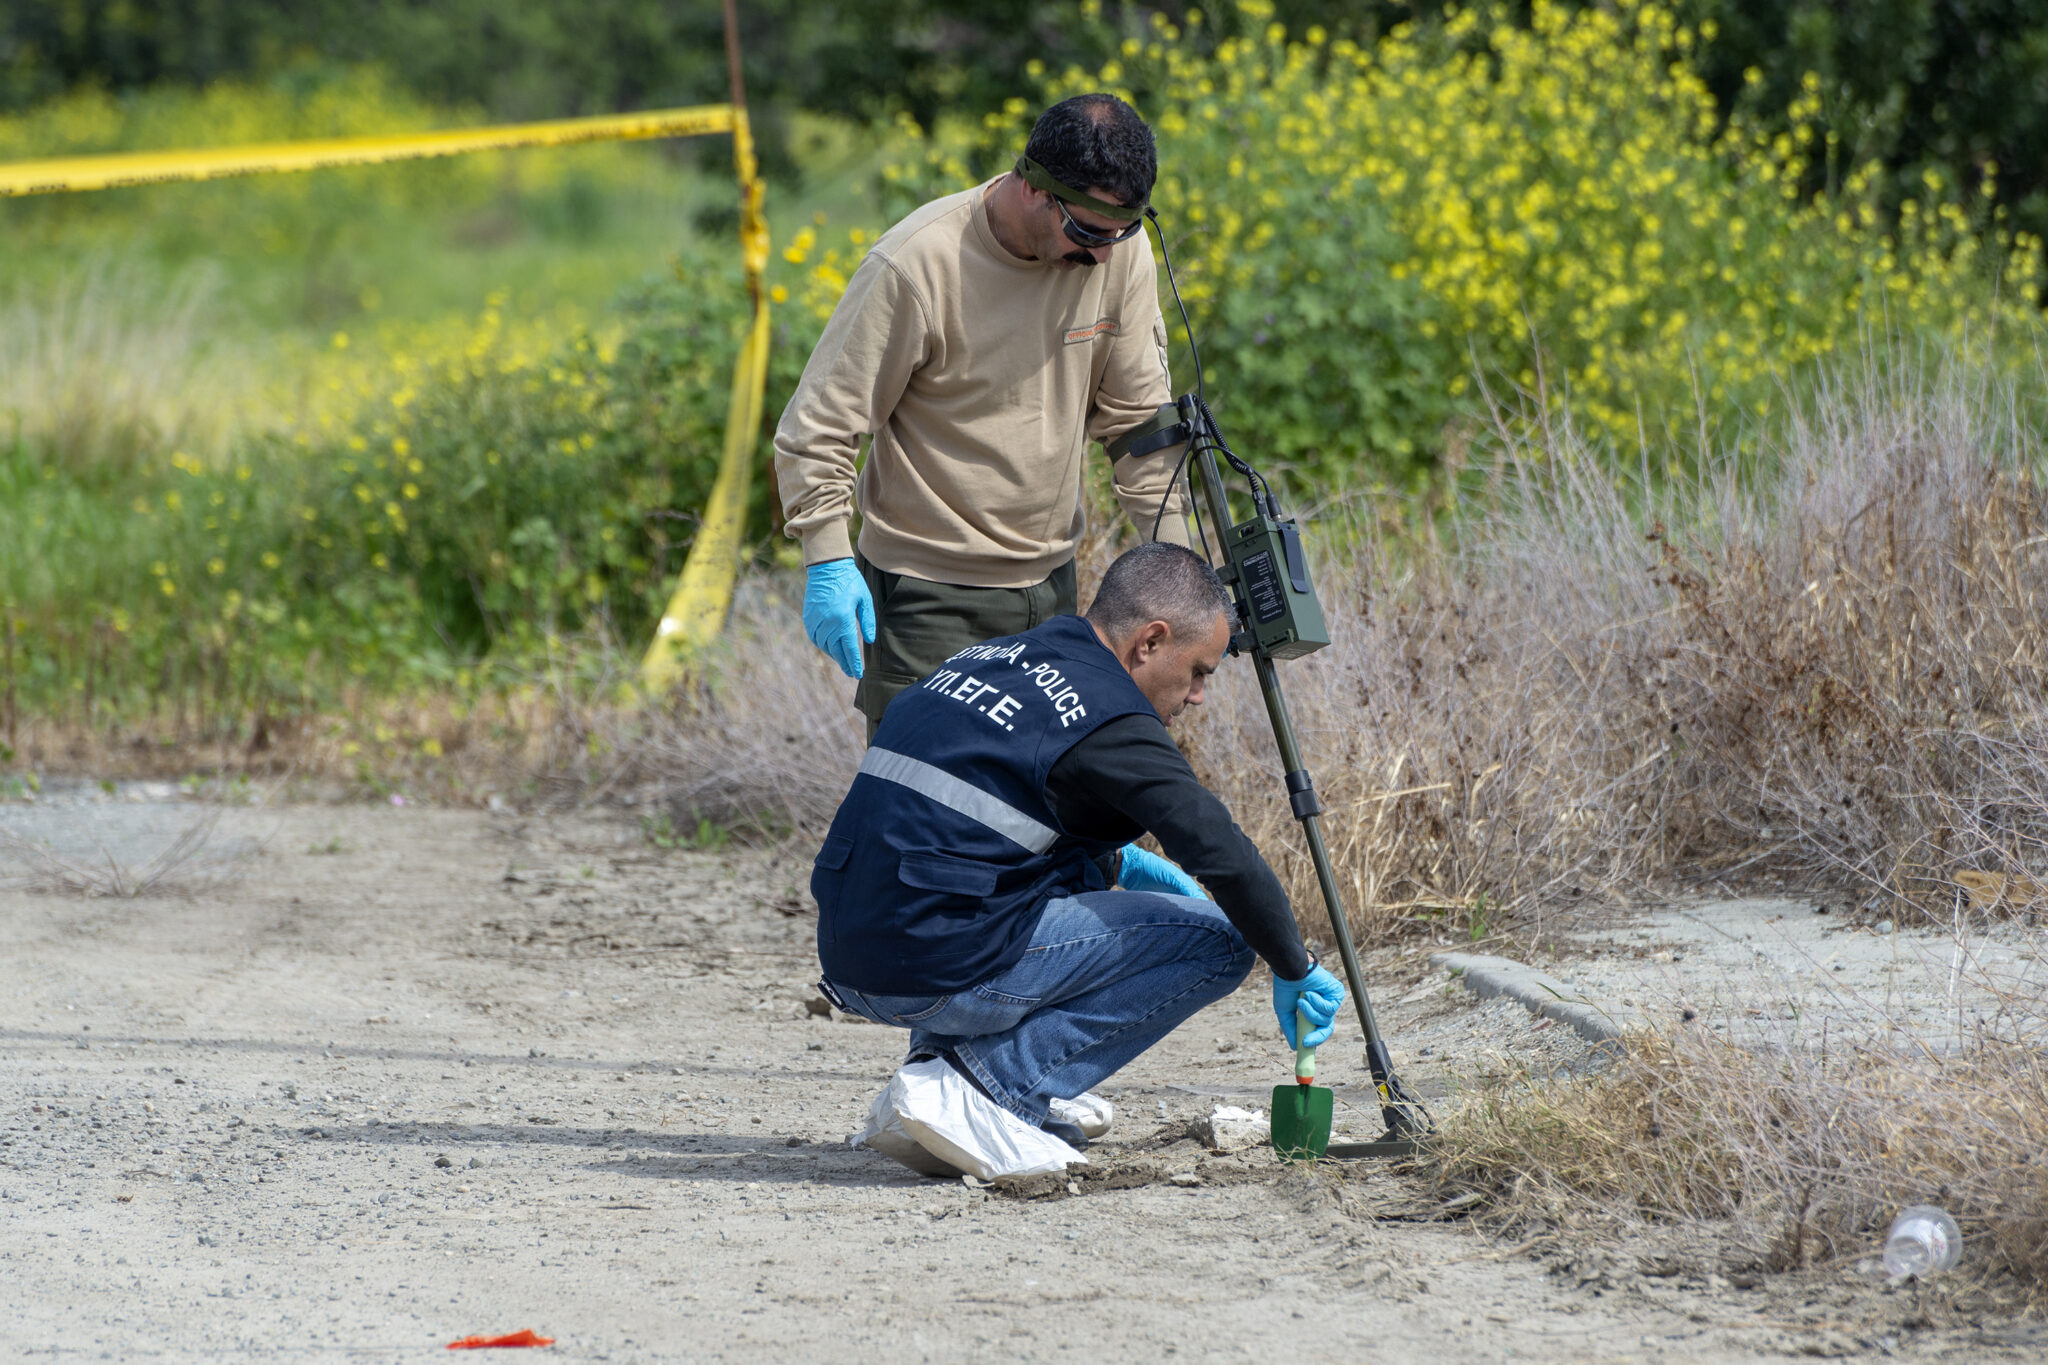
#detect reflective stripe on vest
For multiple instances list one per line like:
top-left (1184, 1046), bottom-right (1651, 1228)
top-left (858, 746), bottom-right (1059, 854)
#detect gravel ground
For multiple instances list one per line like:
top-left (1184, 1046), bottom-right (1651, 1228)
top-left (2, 796), bottom-right (2038, 1362)
top-left (1533, 896), bottom-right (2048, 1050)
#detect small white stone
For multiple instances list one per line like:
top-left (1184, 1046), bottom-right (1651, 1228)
top-left (1191, 1105), bottom-right (1269, 1152)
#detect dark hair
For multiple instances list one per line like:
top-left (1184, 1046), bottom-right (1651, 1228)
top-left (1022, 94), bottom-right (1157, 210)
top-left (1086, 542), bottom-right (1233, 642)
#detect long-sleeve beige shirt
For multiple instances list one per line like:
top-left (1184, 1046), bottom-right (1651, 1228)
top-left (773, 178), bottom-right (1191, 589)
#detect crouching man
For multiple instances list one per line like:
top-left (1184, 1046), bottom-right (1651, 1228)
top-left (811, 542), bottom-right (1348, 1179)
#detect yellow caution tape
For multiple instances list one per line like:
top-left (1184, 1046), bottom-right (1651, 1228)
top-left (637, 13), bottom-right (777, 678)
top-left (639, 108), bottom-right (772, 693)
top-left (639, 286), bottom-right (772, 692)
top-left (730, 108), bottom-right (772, 282)
top-left (0, 104), bottom-right (734, 197)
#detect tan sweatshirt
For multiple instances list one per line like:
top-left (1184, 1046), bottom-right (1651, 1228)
top-left (773, 178), bottom-right (1192, 589)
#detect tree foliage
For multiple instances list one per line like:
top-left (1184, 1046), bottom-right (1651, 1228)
top-left (9, 2), bottom-right (2043, 242)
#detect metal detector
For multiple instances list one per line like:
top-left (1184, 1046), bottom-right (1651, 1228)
top-left (1114, 209), bottom-right (1434, 1159)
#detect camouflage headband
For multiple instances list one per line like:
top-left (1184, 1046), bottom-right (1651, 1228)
top-left (1014, 156), bottom-right (1145, 222)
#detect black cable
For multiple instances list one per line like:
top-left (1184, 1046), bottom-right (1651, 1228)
top-left (1148, 436), bottom-right (1195, 544)
top-left (1143, 209), bottom-right (1286, 534)
top-left (1185, 424), bottom-right (1216, 565)
top-left (1146, 208), bottom-right (1202, 407)
top-left (1145, 209), bottom-right (1205, 545)
top-left (1195, 394), bottom-right (1281, 521)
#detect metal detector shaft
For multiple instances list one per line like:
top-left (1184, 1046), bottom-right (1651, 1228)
top-left (1179, 397), bottom-right (1428, 1142)
top-left (1245, 650), bottom-right (1392, 1064)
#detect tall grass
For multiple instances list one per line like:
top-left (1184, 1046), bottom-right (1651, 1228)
top-left (636, 343), bottom-right (2047, 941)
top-left (1167, 343), bottom-right (2048, 946)
top-left (0, 260), bottom-right (254, 472)
top-left (630, 577), bottom-right (865, 837)
top-left (0, 70), bottom-right (892, 754)
top-left (0, 65), bottom-right (741, 479)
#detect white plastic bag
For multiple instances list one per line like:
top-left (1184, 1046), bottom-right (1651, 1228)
top-left (857, 1058), bottom-right (1084, 1181)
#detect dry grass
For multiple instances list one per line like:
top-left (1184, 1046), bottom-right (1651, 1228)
top-left (1368, 352), bottom-right (2048, 1287)
top-left (0, 800), bottom-right (244, 897)
top-left (626, 349), bottom-right (2046, 946)
top-left (626, 576), bottom-right (865, 839)
top-left (15, 341), bottom-right (2026, 931)
top-left (1431, 1006), bottom-right (2048, 1291)
top-left (1165, 348), bottom-right (2048, 949)
top-left (1175, 468), bottom-right (1681, 946)
top-left (1643, 359), bottom-right (2048, 910)
top-left (0, 648), bottom-right (631, 809)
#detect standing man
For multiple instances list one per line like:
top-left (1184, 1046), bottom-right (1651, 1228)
top-left (773, 92), bottom-right (1193, 735)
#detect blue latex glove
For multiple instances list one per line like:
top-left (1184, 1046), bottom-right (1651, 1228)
top-left (1118, 844), bottom-right (1207, 899)
top-left (803, 558), bottom-right (875, 679)
top-left (1273, 963), bottom-right (1346, 1049)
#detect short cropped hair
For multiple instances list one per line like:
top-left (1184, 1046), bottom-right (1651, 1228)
top-left (1085, 542), bottom-right (1234, 643)
top-left (1023, 94), bottom-right (1157, 210)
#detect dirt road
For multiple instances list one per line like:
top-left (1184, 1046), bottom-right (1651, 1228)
top-left (0, 800), bottom-right (2020, 1361)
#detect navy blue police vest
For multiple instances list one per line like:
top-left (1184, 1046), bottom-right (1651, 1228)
top-left (812, 614), bottom-right (1158, 994)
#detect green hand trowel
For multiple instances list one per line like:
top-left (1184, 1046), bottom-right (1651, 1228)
top-left (1271, 1007), bottom-right (1334, 1161)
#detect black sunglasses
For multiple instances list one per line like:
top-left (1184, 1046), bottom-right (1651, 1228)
top-left (1054, 197), bottom-right (1147, 249)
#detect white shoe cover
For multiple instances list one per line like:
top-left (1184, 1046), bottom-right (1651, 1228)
top-left (871, 1059), bottom-right (1084, 1181)
top-left (851, 1079), bottom-right (964, 1178)
top-left (1048, 1092), bottom-right (1114, 1138)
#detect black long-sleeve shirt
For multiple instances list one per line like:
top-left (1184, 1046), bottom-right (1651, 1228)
top-left (1044, 713), bottom-right (1311, 980)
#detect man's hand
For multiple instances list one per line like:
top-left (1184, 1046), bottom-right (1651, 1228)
top-left (804, 558), bottom-right (876, 679)
top-left (1273, 963), bottom-right (1346, 1049)
top-left (1118, 844), bottom-right (1206, 899)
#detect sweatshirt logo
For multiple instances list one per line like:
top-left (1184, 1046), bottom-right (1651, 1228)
top-left (1063, 318), bottom-right (1120, 345)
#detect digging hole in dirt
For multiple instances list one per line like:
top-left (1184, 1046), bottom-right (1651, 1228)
top-left (990, 1152), bottom-right (1280, 1201)
top-left (987, 1126), bottom-right (1443, 1216)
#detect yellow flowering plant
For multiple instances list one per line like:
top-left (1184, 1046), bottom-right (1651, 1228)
top-left (872, 0), bottom-right (2044, 484)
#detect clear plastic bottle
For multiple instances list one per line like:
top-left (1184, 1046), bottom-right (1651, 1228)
top-left (1883, 1205), bottom-right (1962, 1279)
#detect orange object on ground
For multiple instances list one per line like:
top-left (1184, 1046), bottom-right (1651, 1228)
top-left (447, 1329), bottom-right (554, 1349)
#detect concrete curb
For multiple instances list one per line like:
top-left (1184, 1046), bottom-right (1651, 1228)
top-left (1427, 951), bottom-right (1638, 1048)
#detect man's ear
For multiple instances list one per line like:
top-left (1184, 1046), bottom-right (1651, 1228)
top-left (1137, 620), bottom-right (1172, 659)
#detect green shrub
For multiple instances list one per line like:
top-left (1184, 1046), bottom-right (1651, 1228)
top-left (271, 261), bottom-right (812, 658)
top-left (2, 244), bottom-right (824, 724)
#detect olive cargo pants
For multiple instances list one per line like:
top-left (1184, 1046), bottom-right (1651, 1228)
top-left (854, 554), bottom-right (1079, 739)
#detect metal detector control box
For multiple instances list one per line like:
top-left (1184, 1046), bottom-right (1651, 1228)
top-left (1227, 515), bottom-right (1328, 660)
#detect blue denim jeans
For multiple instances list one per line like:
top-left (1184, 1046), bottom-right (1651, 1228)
top-left (824, 891), bottom-right (1255, 1127)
